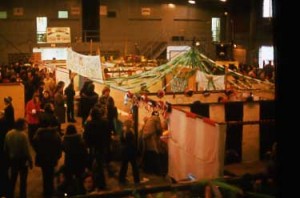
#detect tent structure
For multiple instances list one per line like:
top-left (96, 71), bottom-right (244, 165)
top-left (103, 47), bottom-right (275, 93)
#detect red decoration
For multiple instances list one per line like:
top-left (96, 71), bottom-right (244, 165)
top-left (203, 117), bottom-right (216, 126)
top-left (141, 94), bottom-right (148, 102)
top-left (126, 91), bottom-right (133, 99)
top-left (157, 101), bottom-right (164, 110)
top-left (185, 112), bottom-right (197, 119)
top-left (184, 88), bottom-right (194, 97)
top-left (157, 90), bottom-right (165, 98)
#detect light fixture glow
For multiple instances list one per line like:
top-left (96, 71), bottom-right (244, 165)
top-left (220, 0), bottom-right (226, 2)
top-left (168, 3), bottom-right (176, 8)
top-left (188, 0), bottom-right (196, 4)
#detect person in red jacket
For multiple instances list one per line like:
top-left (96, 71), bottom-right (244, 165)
top-left (25, 93), bottom-right (41, 145)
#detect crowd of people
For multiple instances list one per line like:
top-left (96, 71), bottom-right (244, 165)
top-left (0, 62), bottom-right (169, 197)
top-left (229, 60), bottom-right (275, 82)
top-left (0, 59), bottom-right (276, 197)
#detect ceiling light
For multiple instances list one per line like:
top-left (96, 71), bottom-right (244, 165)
top-left (168, 3), bottom-right (176, 8)
top-left (188, 0), bottom-right (196, 4)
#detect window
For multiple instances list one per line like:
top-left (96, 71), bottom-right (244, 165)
top-left (58, 11), bottom-right (68, 19)
top-left (33, 47), bottom-right (68, 60)
top-left (36, 17), bottom-right (47, 43)
top-left (0, 11), bottom-right (7, 19)
top-left (263, 0), bottom-right (272, 18)
top-left (259, 46), bottom-right (274, 68)
top-left (211, 17), bottom-right (221, 42)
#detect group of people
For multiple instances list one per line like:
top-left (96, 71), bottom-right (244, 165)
top-left (0, 78), bottom-right (73, 198)
top-left (0, 89), bottom-right (168, 198)
top-left (0, 61), bottom-right (169, 197)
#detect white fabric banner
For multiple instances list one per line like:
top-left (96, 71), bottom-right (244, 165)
top-left (67, 48), bottom-right (103, 80)
top-left (196, 70), bottom-right (225, 90)
top-left (168, 108), bottom-right (226, 181)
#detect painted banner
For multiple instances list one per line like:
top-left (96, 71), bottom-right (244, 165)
top-left (55, 66), bottom-right (70, 90)
top-left (196, 70), bottom-right (225, 90)
top-left (67, 48), bottom-right (103, 80)
top-left (168, 107), bottom-right (226, 181)
top-left (47, 27), bottom-right (71, 43)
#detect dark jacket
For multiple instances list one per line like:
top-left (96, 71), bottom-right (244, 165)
top-left (107, 105), bottom-right (118, 134)
top-left (120, 129), bottom-right (137, 160)
top-left (83, 118), bottom-right (109, 152)
top-left (4, 104), bottom-right (15, 131)
top-left (33, 126), bottom-right (62, 167)
top-left (62, 133), bottom-right (88, 172)
top-left (39, 111), bottom-right (60, 129)
top-left (80, 92), bottom-right (98, 119)
top-left (54, 91), bottom-right (65, 123)
top-left (64, 83), bottom-right (75, 104)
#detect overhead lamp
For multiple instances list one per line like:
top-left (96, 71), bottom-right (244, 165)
top-left (220, 0), bottom-right (226, 2)
top-left (168, 3), bottom-right (176, 8)
top-left (188, 0), bottom-right (196, 4)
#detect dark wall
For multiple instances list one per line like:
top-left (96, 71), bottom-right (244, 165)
top-left (0, 0), bottom-right (273, 65)
top-left (82, 0), bottom-right (100, 42)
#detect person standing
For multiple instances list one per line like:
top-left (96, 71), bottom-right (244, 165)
top-left (0, 111), bottom-right (9, 197)
top-left (33, 118), bottom-right (62, 198)
top-left (4, 118), bottom-right (33, 198)
top-left (83, 107), bottom-right (108, 190)
top-left (0, 96), bottom-right (15, 197)
top-left (38, 103), bottom-right (60, 132)
top-left (54, 81), bottom-right (66, 126)
top-left (80, 81), bottom-right (98, 126)
top-left (118, 119), bottom-right (140, 185)
top-left (105, 96), bottom-right (118, 176)
top-left (62, 124), bottom-right (88, 193)
top-left (64, 79), bottom-right (76, 122)
top-left (98, 86), bottom-right (113, 111)
top-left (3, 96), bottom-right (15, 131)
top-left (142, 111), bottom-right (163, 175)
top-left (25, 93), bottom-right (41, 145)
top-left (40, 90), bottom-right (54, 110)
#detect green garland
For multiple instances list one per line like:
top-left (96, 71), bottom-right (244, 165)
top-left (104, 47), bottom-right (274, 92)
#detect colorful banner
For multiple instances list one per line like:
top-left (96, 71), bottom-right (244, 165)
top-left (67, 48), bottom-right (103, 80)
top-left (46, 27), bottom-right (71, 43)
top-left (196, 70), bottom-right (225, 90)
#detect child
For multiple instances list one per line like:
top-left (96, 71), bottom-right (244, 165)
top-left (118, 119), bottom-right (140, 185)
